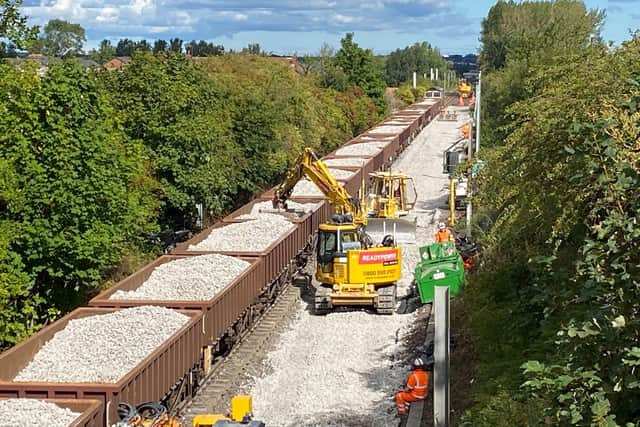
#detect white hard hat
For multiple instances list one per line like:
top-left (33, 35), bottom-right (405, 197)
top-left (438, 222), bottom-right (446, 230)
top-left (413, 357), bottom-right (425, 368)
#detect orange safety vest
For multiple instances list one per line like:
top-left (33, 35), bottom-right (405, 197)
top-left (406, 369), bottom-right (429, 399)
top-left (462, 124), bottom-right (470, 139)
top-left (435, 229), bottom-right (452, 242)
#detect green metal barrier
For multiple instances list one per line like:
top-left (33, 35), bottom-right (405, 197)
top-left (414, 242), bottom-right (465, 304)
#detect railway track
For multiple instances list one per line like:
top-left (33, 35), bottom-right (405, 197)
top-left (179, 272), bottom-right (308, 424)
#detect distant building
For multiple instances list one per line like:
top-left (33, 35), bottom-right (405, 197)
top-left (103, 56), bottom-right (131, 71)
top-left (267, 54), bottom-right (303, 74)
top-left (77, 58), bottom-right (100, 69)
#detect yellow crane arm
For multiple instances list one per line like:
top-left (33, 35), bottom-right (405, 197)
top-left (273, 148), bottom-right (368, 226)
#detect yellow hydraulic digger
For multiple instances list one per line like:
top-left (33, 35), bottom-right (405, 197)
top-left (457, 79), bottom-right (472, 99)
top-left (273, 148), bottom-right (402, 314)
top-left (114, 396), bottom-right (264, 427)
top-left (367, 171), bottom-right (417, 238)
top-left (192, 396), bottom-right (264, 427)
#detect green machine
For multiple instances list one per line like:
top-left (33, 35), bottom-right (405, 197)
top-left (414, 242), bottom-right (465, 303)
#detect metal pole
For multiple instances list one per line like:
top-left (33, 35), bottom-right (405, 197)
top-left (413, 72), bottom-right (417, 89)
top-left (449, 176), bottom-right (456, 227)
top-left (475, 71), bottom-right (481, 154)
top-left (466, 187), bottom-right (472, 237)
top-left (434, 286), bottom-right (450, 427)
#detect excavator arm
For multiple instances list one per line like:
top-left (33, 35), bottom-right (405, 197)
top-left (273, 148), bottom-right (368, 226)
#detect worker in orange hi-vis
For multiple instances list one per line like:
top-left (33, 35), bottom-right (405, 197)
top-left (394, 357), bottom-right (430, 419)
top-left (435, 222), bottom-right (453, 242)
top-left (462, 122), bottom-right (471, 139)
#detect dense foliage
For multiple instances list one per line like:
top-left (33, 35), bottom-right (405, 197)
top-left (385, 41), bottom-right (449, 87)
top-left (0, 0), bottom-right (38, 48)
top-left (463, 1), bottom-right (640, 425)
top-left (333, 33), bottom-right (388, 115)
top-left (0, 61), bottom-right (158, 343)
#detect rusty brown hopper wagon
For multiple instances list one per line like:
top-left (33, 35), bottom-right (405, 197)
top-left (0, 398), bottom-right (102, 427)
top-left (89, 255), bottom-right (264, 348)
top-left (0, 308), bottom-right (203, 427)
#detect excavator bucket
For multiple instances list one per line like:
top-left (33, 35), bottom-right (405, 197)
top-left (366, 217), bottom-right (417, 244)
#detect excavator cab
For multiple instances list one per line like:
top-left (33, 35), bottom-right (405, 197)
top-left (314, 221), bottom-right (402, 315)
top-left (367, 171), bottom-right (417, 242)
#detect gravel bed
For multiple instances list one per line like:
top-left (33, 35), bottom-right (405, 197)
top-left (189, 216), bottom-right (295, 252)
top-left (0, 399), bottom-right (81, 427)
top-left (109, 254), bottom-right (251, 301)
top-left (14, 306), bottom-right (190, 383)
top-left (322, 157), bottom-right (369, 167)
top-left (335, 143), bottom-right (385, 156)
top-left (290, 179), bottom-right (324, 197)
top-left (368, 125), bottom-right (410, 134)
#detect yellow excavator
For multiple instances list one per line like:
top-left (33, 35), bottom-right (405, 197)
top-left (368, 171), bottom-right (417, 232)
top-left (273, 148), bottom-right (402, 314)
top-left (192, 396), bottom-right (264, 427)
top-left (457, 79), bottom-right (473, 99)
top-left (115, 396), bottom-right (264, 427)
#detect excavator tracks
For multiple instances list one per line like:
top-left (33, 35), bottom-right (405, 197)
top-left (313, 284), bottom-right (333, 315)
top-left (376, 285), bottom-right (397, 315)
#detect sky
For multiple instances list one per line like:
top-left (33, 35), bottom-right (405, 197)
top-left (18, 0), bottom-right (640, 55)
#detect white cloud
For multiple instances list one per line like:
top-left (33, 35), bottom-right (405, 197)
top-left (21, 0), bottom-right (466, 46)
top-left (96, 7), bottom-right (119, 23)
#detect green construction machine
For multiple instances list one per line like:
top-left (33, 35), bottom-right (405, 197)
top-left (413, 242), bottom-right (465, 303)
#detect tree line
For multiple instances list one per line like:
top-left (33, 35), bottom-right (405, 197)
top-left (462, 1), bottom-right (640, 425)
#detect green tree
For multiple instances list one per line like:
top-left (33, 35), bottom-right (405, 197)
top-left (463, 3), bottom-right (640, 424)
top-left (0, 61), bottom-right (157, 316)
top-left (153, 39), bottom-right (168, 54)
top-left (242, 43), bottom-right (262, 55)
top-left (39, 19), bottom-right (85, 57)
top-left (0, 157), bottom-right (44, 351)
top-left (169, 38), bottom-right (182, 53)
top-left (100, 52), bottom-right (242, 224)
top-left (335, 33), bottom-right (387, 115)
top-left (385, 41), bottom-right (449, 87)
top-left (0, 0), bottom-right (38, 48)
top-left (306, 43), bottom-right (349, 92)
top-left (89, 39), bottom-right (116, 63)
top-left (478, 0), bottom-right (604, 147)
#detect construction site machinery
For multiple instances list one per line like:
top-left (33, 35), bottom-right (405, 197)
top-left (367, 170), bottom-right (417, 238)
top-left (413, 242), bottom-right (465, 304)
top-left (192, 396), bottom-right (265, 427)
top-left (113, 401), bottom-right (182, 427)
top-left (457, 79), bottom-right (473, 99)
top-left (425, 86), bottom-right (443, 99)
top-left (273, 148), bottom-right (403, 314)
